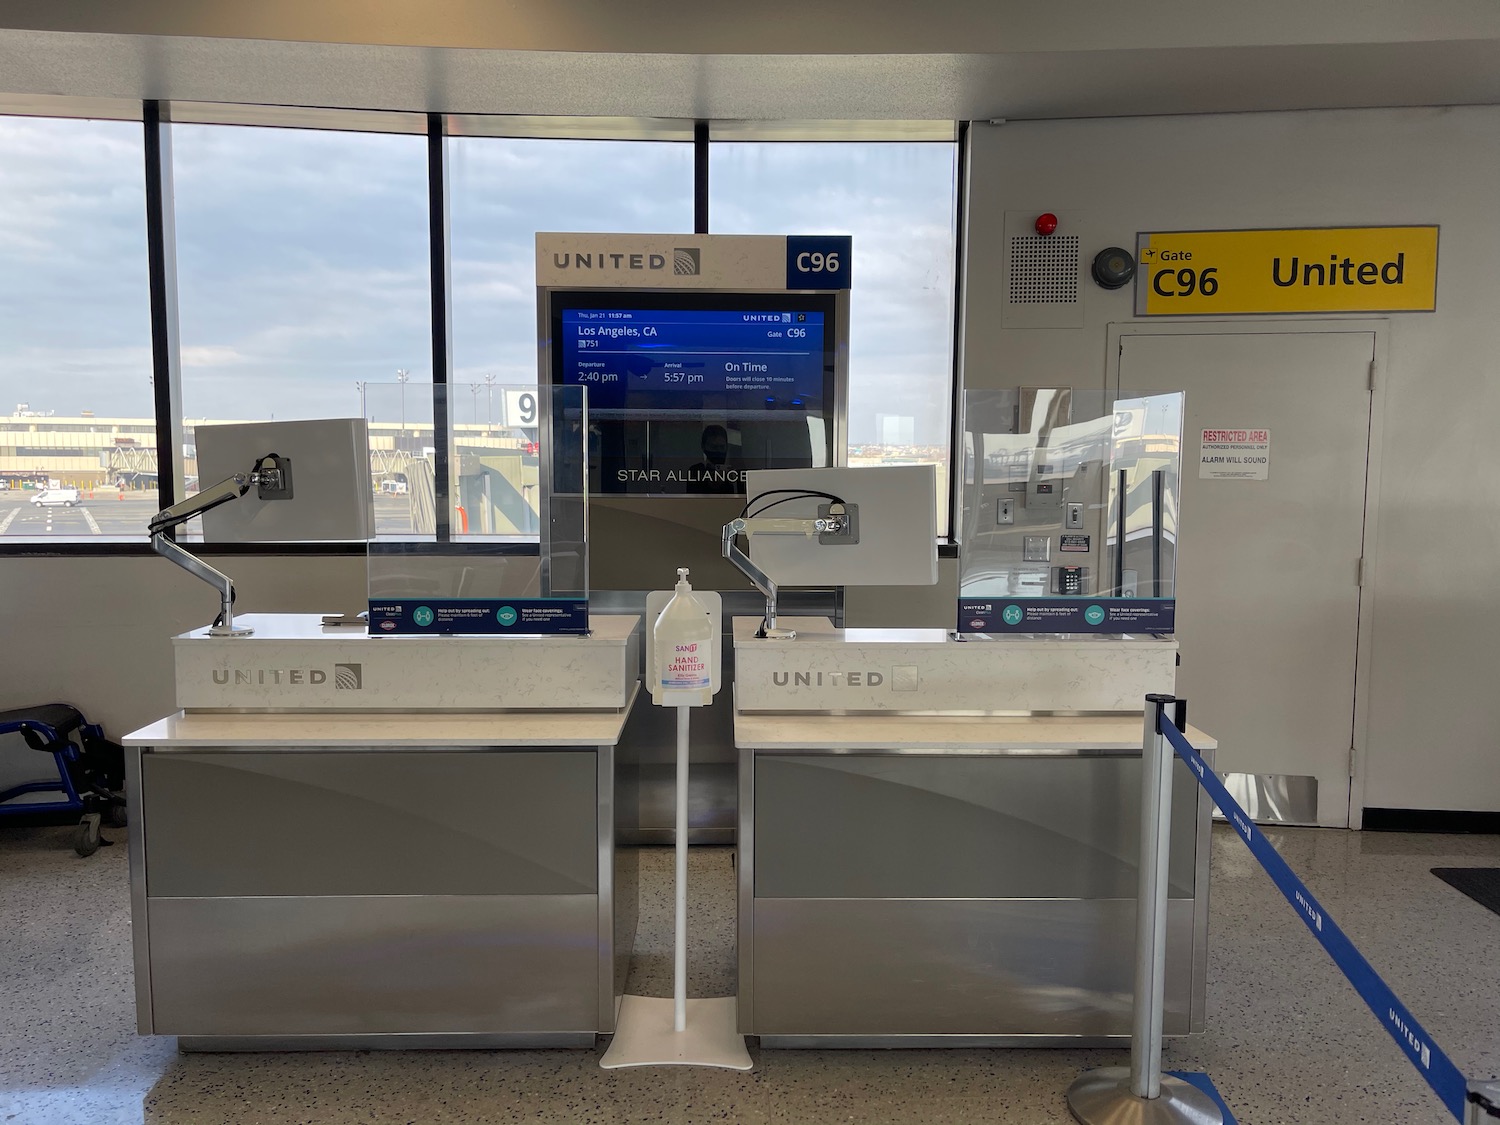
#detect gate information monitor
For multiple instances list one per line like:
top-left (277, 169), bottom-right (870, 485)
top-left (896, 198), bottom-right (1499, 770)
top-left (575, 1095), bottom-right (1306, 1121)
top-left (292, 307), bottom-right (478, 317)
top-left (539, 233), bottom-right (851, 499)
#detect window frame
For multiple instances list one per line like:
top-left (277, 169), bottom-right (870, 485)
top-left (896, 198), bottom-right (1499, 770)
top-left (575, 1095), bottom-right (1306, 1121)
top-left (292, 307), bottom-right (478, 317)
top-left (0, 98), bottom-right (964, 555)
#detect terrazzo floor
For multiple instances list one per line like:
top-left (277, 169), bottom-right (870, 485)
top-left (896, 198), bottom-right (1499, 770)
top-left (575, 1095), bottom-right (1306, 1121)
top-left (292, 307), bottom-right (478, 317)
top-left (2, 823), bottom-right (1498, 1124)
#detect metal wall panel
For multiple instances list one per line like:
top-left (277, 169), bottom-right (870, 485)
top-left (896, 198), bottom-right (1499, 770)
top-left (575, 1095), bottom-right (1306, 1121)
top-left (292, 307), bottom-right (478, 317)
top-left (143, 751), bottom-right (597, 897)
top-left (754, 754), bottom-right (1199, 899)
top-left (147, 895), bottom-right (599, 1035)
top-left (750, 897), bottom-right (1197, 1036)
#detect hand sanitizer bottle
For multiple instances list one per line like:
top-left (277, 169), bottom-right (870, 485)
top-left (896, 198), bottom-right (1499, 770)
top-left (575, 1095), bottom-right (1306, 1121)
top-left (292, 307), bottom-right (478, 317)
top-left (653, 568), bottom-right (714, 706)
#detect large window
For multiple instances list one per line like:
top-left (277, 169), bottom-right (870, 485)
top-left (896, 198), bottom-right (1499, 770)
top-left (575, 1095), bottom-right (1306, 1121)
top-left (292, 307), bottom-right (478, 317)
top-left (448, 136), bottom-right (693, 536)
top-left (172, 122), bottom-right (432, 533)
top-left (449, 137), bottom-right (694, 387)
top-left (709, 141), bottom-right (959, 528)
top-left (0, 110), bottom-right (962, 549)
top-left (0, 114), bottom-right (153, 538)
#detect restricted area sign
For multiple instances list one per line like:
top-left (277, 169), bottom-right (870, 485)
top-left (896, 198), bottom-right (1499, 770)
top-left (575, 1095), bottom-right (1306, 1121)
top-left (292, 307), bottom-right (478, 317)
top-left (1135, 226), bottom-right (1438, 316)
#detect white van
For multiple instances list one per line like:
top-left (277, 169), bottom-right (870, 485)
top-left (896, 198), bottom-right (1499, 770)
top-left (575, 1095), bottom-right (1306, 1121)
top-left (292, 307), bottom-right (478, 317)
top-left (31, 488), bottom-right (81, 507)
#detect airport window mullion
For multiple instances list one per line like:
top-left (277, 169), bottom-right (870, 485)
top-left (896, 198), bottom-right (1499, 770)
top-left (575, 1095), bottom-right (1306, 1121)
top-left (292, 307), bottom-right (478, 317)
top-left (694, 120), bottom-right (709, 234)
top-left (429, 111), bottom-right (453, 543)
top-left (946, 121), bottom-right (970, 543)
top-left (144, 100), bottom-right (186, 523)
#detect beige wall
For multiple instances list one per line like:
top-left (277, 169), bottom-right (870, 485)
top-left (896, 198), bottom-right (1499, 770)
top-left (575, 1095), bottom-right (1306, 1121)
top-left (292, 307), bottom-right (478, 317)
top-left (962, 105), bottom-right (1500, 812)
top-left (0, 555), bottom-right (363, 736)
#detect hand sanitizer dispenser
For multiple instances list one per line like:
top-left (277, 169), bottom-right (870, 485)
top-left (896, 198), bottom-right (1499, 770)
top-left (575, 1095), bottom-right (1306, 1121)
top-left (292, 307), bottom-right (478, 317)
top-left (651, 568), bottom-right (715, 707)
top-left (605, 569), bottom-right (747, 1070)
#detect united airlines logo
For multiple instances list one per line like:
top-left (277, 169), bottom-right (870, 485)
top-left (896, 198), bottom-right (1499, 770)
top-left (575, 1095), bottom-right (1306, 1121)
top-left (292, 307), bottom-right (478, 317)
top-left (334, 663), bottom-right (363, 690)
top-left (1294, 888), bottom-right (1323, 932)
top-left (1389, 1009), bottom-right (1433, 1068)
top-left (548, 246), bottom-right (701, 275)
top-left (772, 670), bottom-right (885, 687)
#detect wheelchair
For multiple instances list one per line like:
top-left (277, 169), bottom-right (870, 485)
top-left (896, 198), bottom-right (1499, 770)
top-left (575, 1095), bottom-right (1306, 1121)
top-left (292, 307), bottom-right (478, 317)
top-left (0, 704), bottom-right (128, 856)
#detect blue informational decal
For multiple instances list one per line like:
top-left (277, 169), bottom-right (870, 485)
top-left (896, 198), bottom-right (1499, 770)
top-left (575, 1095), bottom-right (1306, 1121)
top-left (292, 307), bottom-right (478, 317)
top-left (368, 598), bottom-right (589, 636)
top-left (958, 598), bottom-right (1176, 634)
top-left (786, 235), bottom-right (852, 290)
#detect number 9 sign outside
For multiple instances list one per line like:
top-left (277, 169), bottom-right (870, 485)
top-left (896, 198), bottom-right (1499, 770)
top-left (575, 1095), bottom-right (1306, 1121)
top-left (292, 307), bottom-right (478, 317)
top-left (502, 389), bottom-right (539, 428)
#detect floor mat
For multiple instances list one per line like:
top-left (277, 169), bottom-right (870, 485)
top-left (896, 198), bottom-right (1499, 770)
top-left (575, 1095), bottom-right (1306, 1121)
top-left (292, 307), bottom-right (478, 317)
top-left (1432, 867), bottom-right (1500, 917)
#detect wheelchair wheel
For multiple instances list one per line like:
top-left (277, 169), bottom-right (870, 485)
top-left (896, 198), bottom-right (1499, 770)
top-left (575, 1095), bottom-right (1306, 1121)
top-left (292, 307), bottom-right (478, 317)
top-left (73, 813), bottom-right (102, 857)
top-left (106, 801), bottom-right (128, 829)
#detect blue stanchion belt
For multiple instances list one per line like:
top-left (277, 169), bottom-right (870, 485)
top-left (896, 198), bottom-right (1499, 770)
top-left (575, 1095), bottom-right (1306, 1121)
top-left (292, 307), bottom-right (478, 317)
top-left (1160, 715), bottom-right (1472, 1122)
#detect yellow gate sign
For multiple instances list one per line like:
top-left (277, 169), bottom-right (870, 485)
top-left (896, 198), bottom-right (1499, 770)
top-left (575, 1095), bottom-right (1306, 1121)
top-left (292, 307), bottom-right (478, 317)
top-left (1134, 226), bottom-right (1438, 316)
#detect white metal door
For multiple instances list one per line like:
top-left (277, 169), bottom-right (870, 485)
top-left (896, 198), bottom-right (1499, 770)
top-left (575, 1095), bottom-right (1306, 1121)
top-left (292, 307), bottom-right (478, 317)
top-left (1117, 329), bottom-right (1377, 827)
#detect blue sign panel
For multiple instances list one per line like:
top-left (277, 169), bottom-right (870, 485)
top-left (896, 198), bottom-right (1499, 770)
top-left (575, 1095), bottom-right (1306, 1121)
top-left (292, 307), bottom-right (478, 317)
top-left (958, 598), bottom-right (1176, 634)
top-left (368, 598), bottom-right (590, 636)
top-left (786, 235), bottom-right (852, 289)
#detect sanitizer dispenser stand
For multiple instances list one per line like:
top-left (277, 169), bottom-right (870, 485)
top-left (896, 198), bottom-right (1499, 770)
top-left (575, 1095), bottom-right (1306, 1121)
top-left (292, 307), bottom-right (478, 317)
top-left (601, 570), bottom-right (749, 1071)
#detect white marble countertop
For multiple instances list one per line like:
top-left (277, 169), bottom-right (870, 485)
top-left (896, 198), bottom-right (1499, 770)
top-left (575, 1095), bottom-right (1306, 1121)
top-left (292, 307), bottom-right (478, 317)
top-left (732, 616), bottom-right (1177, 647)
top-left (125, 686), bottom-right (639, 749)
top-left (734, 709), bottom-right (1217, 752)
top-left (176, 613), bottom-right (640, 645)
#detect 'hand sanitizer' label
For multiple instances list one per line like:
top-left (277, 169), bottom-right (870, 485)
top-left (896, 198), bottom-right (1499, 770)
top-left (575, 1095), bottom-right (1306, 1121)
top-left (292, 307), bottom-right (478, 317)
top-left (663, 642), bottom-right (710, 689)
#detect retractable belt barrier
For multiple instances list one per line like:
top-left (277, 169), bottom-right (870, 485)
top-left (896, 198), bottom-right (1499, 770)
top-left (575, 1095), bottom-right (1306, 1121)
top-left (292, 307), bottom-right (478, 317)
top-left (1158, 704), bottom-right (1497, 1124)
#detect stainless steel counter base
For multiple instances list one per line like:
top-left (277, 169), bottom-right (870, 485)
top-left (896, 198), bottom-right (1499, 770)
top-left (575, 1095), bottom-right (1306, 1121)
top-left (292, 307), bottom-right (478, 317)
top-left (178, 1033), bottom-right (597, 1052)
top-left (738, 744), bottom-right (1212, 1043)
top-left (126, 717), bottom-right (639, 1047)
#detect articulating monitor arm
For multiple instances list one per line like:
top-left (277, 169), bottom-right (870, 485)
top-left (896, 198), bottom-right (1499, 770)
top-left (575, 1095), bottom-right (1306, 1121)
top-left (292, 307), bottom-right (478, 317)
top-left (148, 455), bottom-right (294, 637)
top-left (720, 511), bottom-right (850, 640)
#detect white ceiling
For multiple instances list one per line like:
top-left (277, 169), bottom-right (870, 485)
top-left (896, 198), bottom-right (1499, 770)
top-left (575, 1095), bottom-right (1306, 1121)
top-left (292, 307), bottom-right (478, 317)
top-left (3, 4), bottom-right (1500, 122)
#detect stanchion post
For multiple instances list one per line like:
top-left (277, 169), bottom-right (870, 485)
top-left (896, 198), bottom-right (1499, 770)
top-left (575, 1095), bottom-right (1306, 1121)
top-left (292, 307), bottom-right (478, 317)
top-left (674, 704), bottom-right (689, 1033)
top-left (1469, 1080), bottom-right (1500, 1124)
top-left (1128, 692), bottom-right (1175, 1099)
top-left (1066, 694), bottom-right (1222, 1125)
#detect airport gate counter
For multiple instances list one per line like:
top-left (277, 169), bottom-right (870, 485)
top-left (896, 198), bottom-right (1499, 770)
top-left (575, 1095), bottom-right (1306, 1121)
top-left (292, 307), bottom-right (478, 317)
top-left (733, 618), bottom-right (1217, 1045)
top-left (123, 613), bottom-right (642, 1050)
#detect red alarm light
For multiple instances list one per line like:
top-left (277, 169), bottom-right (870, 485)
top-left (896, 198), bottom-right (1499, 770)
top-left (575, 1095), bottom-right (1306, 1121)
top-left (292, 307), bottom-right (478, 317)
top-left (1035, 213), bottom-right (1059, 236)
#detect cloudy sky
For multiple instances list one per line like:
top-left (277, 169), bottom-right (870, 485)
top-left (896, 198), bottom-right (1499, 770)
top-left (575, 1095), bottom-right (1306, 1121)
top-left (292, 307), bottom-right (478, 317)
top-left (0, 116), bottom-right (956, 445)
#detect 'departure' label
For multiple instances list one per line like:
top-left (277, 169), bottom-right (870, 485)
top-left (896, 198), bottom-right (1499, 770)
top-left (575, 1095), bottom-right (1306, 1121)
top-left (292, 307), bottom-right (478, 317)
top-left (663, 642), bottom-right (710, 689)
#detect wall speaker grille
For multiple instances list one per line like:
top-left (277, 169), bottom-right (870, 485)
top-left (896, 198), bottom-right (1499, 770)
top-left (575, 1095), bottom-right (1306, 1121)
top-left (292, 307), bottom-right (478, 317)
top-left (1009, 235), bottom-right (1081, 304)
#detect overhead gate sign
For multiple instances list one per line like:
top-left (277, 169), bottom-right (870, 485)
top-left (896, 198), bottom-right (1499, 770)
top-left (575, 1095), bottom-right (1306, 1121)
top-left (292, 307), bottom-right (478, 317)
top-left (1135, 226), bottom-right (1438, 316)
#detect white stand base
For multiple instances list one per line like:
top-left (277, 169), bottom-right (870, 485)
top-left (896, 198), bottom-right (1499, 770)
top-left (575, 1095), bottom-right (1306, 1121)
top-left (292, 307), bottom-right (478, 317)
top-left (600, 995), bottom-right (753, 1071)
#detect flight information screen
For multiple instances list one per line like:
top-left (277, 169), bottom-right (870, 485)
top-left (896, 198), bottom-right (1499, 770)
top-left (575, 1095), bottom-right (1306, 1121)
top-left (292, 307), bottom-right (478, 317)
top-left (559, 308), bottom-right (826, 412)
top-left (550, 295), bottom-right (836, 495)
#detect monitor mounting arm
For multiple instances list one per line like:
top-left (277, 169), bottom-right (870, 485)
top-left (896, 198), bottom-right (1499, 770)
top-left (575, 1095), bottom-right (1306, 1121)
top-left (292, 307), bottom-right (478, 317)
top-left (721, 508), bottom-right (852, 640)
top-left (148, 455), bottom-right (293, 638)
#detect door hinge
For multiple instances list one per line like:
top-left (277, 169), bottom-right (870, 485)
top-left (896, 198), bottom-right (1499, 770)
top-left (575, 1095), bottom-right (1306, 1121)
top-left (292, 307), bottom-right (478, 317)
top-left (1357, 556), bottom-right (1367, 587)
top-left (1349, 745), bottom-right (1358, 776)
top-left (1368, 357), bottom-right (1378, 391)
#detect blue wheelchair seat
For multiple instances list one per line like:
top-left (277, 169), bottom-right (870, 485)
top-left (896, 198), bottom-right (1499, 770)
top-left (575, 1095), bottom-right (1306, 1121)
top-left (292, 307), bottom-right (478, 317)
top-left (0, 703), bottom-right (126, 855)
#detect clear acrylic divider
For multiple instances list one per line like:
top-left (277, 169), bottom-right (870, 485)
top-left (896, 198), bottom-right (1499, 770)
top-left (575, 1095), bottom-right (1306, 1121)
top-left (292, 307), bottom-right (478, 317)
top-left (956, 387), bottom-right (1183, 636)
top-left (365, 384), bottom-right (590, 635)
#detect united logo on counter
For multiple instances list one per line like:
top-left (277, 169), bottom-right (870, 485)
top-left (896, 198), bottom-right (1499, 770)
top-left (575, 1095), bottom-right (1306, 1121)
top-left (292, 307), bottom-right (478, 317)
top-left (958, 598), bottom-right (1176, 634)
top-left (368, 598), bottom-right (590, 635)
